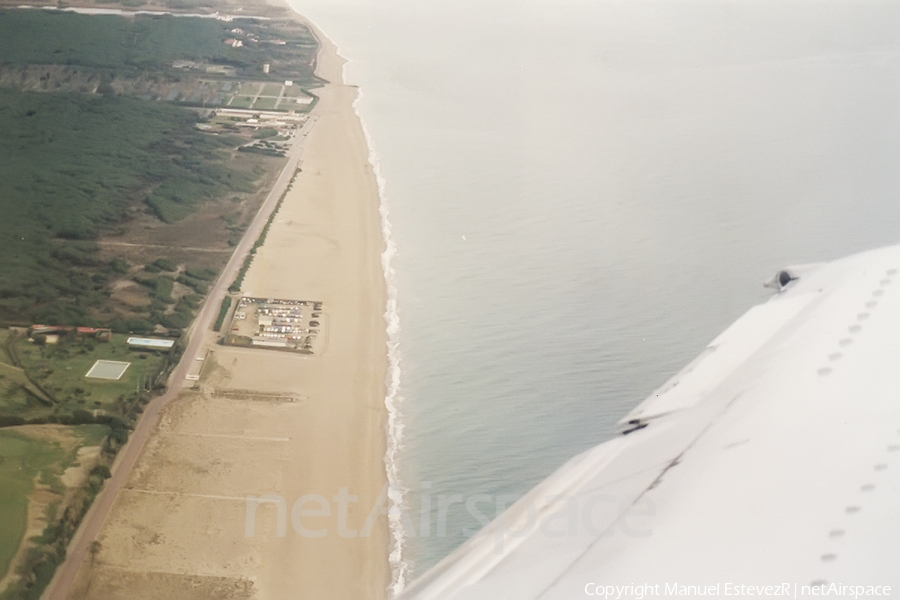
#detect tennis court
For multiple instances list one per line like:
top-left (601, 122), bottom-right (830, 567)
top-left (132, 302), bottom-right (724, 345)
top-left (85, 360), bottom-right (131, 380)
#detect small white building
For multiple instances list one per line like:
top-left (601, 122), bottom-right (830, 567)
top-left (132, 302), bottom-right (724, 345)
top-left (127, 337), bottom-right (175, 351)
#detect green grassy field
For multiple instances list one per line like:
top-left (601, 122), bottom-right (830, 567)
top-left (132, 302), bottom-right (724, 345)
top-left (239, 83), bottom-right (262, 96)
top-left (282, 85), bottom-right (307, 98)
top-left (13, 335), bottom-right (168, 417)
top-left (229, 95), bottom-right (255, 108)
top-left (0, 363), bottom-right (50, 415)
top-left (280, 97), bottom-right (308, 110)
top-left (0, 424), bottom-right (108, 587)
top-left (253, 96), bottom-right (279, 110)
top-left (260, 82), bottom-right (283, 96)
top-left (0, 431), bottom-right (65, 581)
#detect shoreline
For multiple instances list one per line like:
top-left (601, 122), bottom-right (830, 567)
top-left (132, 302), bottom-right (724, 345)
top-left (299, 14), bottom-right (411, 592)
top-left (278, 10), bottom-right (411, 590)
top-left (55, 5), bottom-right (393, 599)
top-left (240, 9), bottom-right (395, 593)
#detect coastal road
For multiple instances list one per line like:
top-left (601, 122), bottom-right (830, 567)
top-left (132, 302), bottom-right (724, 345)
top-left (43, 116), bottom-right (317, 600)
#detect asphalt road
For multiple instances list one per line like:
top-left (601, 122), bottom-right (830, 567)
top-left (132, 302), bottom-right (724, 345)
top-left (42, 117), bottom-right (316, 600)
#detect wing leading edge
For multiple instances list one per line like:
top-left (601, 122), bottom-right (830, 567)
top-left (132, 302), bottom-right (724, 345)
top-left (399, 245), bottom-right (900, 600)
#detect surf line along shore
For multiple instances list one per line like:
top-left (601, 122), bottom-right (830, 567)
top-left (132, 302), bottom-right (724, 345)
top-left (47, 10), bottom-right (393, 600)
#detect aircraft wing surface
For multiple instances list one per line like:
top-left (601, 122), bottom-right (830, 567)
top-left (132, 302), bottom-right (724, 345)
top-left (399, 245), bottom-right (900, 599)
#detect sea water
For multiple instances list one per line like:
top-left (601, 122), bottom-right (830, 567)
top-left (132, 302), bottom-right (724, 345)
top-left (289, 0), bottom-right (900, 588)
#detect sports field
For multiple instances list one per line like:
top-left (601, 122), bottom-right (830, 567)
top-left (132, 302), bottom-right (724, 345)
top-left (85, 361), bottom-right (130, 381)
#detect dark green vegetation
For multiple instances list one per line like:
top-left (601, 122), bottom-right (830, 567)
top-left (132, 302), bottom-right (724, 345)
top-left (0, 89), bottom-right (254, 325)
top-left (0, 0), bottom-right (291, 18)
top-left (119, 265), bottom-right (214, 334)
top-left (0, 9), bottom-right (319, 84)
top-left (0, 11), bottom-right (237, 69)
top-left (0, 8), bottom-right (319, 327)
top-left (214, 296), bottom-right (232, 331)
top-left (0, 78), bottom-right (238, 328)
top-left (0, 9), bottom-right (321, 102)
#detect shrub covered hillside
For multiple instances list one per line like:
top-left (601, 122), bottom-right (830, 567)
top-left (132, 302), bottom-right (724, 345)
top-left (0, 89), bottom-right (253, 325)
top-left (0, 9), bottom-right (320, 328)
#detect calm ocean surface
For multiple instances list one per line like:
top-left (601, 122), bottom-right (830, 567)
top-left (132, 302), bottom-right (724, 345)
top-left (291, 0), bottom-right (900, 584)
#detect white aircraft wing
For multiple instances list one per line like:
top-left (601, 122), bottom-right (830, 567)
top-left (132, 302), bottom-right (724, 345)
top-left (399, 245), bottom-right (900, 599)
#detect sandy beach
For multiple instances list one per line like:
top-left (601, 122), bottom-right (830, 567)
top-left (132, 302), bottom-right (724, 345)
top-left (63, 14), bottom-right (391, 600)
